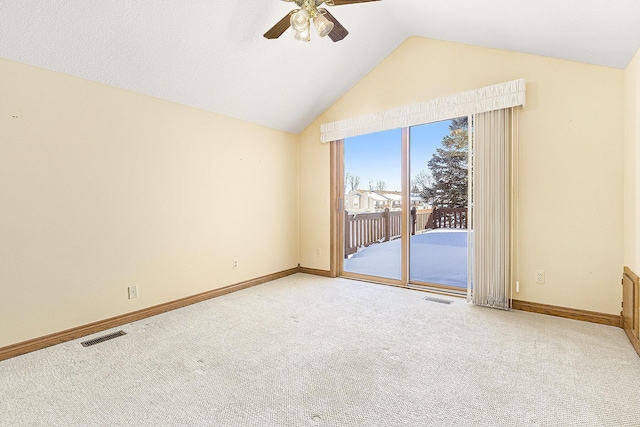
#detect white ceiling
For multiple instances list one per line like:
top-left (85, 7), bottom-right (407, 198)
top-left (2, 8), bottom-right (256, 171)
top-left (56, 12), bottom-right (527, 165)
top-left (1, 0), bottom-right (638, 134)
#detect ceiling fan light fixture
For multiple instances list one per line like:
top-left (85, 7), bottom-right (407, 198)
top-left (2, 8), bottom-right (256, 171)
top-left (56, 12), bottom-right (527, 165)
top-left (290, 9), bottom-right (310, 32)
top-left (294, 27), bottom-right (311, 42)
top-left (264, 0), bottom-right (374, 42)
top-left (313, 11), bottom-right (334, 37)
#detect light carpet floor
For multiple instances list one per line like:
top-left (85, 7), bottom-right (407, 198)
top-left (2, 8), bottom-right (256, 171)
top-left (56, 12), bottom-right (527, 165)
top-left (1, 273), bottom-right (639, 426)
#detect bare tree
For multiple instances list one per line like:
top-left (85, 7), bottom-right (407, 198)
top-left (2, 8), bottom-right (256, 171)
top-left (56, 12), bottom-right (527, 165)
top-left (375, 180), bottom-right (387, 191)
top-left (411, 169), bottom-right (433, 202)
top-left (345, 173), bottom-right (360, 192)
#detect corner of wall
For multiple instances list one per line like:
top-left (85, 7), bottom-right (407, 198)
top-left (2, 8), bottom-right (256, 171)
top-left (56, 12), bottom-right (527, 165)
top-left (624, 48), bottom-right (640, 273)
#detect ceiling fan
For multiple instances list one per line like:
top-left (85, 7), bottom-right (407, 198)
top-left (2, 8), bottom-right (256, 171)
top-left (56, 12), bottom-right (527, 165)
top-left (263, 0), bottom-right (381, 42)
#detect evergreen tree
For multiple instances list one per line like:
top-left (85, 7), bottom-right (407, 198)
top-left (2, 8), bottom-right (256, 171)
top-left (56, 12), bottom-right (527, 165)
top-left (426, 117), bottom-right (468, 208)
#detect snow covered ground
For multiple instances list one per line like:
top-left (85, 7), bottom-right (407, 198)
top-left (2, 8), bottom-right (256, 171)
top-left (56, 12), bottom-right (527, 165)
top-left (344, 229), bottom-right (468, 288)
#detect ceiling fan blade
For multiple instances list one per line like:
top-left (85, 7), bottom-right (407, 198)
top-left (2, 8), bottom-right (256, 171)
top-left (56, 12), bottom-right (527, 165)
top-left (325, 0), bottom-right (380, 5)
top-left (321, 9), bottom-right (349, 42)
top-left (263, 11), bottom-right (295, 39)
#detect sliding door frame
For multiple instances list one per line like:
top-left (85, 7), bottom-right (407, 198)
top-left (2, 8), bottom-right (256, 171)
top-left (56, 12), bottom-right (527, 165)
top-left (329, 140), bottom-right (343, 278)
top-left (331, 126), bottom-right (466, 292)
top-left (330, 130), bottom-right (410, 288)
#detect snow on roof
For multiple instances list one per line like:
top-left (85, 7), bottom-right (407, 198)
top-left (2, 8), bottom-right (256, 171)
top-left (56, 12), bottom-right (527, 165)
top-left (369, 192), bottom-right (388, 201)
top-left (384, 193), bottom-right (402, 201)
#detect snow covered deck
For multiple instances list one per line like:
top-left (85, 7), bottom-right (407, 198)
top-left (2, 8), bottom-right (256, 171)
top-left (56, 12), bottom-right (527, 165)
top-left (344, 229), bottom-right (468, 288)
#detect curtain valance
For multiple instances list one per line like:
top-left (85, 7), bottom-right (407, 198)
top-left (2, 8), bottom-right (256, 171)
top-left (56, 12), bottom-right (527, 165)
top-left (320, 78), bottom-right (525, 143)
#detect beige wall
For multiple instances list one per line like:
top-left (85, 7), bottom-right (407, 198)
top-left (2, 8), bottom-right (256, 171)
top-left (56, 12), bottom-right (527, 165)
top-left (0, 37), bottom-right (630, 349)
top-left (0, 58), bottom-right (299, 347)
top-left (299, 37), bottom-right (625, 314)
top-left (625, 48), bottom-right (640, 273)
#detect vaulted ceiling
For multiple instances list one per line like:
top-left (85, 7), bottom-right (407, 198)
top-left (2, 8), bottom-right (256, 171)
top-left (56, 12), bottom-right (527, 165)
top-left (1, 1), bottom-right (638, 134)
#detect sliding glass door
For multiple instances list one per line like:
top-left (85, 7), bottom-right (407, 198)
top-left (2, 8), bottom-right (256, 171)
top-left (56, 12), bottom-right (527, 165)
top-left (409, 119), bottom-right (469, 291)
top-left (342, 129), bottom-right (403, 281)
top-left (339, 119), bottom-right (469, 292)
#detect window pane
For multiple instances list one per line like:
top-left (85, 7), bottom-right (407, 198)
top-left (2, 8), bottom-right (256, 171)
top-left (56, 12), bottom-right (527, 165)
top-left (343, 129), bottom-right (402, 281)
top-left (409, 119), bottom-right (468, 289)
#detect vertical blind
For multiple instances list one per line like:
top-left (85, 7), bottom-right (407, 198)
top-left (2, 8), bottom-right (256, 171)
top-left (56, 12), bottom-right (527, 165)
top-left (470, 108), bottom-right (514, 310)
top-left (326, 80), bottom-right (525, 310)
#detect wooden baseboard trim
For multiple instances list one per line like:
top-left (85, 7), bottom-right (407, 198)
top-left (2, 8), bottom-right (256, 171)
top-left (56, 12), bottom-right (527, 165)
top-left (299, 267), bottom-right (333, 277)
top-left (623, 326), bottom-right (640, 357)
top-left (0, 267), bottom-right (299, 362)
top-left (512, 299), bottom-right (622, 328)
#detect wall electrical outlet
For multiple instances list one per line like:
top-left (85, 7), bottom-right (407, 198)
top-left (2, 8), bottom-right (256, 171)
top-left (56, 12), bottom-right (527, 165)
top-left (128, 285), bottom-right (138, 299)
top-left (233, 259), bottom-right (238, 270)
top-left (535, 270), bottom-right (545, 284)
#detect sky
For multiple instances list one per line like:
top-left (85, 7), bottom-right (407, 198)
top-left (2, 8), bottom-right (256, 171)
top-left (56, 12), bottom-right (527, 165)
top-left (344, 119), bottom-right (453, 192)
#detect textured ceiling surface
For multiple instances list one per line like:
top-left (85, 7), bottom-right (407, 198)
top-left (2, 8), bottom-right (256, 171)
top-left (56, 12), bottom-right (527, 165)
top-left (0, 0), bottom-right (638, 133)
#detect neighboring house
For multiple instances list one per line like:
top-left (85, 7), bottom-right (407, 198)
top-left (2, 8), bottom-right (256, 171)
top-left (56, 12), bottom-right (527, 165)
top-left (345, 190), bottom-right (428, 212)
top-left (411, 195), bottom-right (429, 209)
top-left (345, 189), bottom-right (389, 212)
top-left (379, 191), bottom-right (401, 210)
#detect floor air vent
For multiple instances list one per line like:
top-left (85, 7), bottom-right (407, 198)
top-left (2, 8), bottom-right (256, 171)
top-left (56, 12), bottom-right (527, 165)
top-left (81, 330), bottom-right (127, 347)
top-left (423, 296), bottom-right (454, 305)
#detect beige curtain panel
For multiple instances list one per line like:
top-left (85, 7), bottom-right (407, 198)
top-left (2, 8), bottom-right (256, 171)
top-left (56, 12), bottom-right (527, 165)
top-left (470, 108), bottom-right (516, 310)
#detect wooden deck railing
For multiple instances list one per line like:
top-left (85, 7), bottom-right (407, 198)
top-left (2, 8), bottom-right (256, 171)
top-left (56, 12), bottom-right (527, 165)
top-left (410, 208), bottom-right (468, 233)
top-left (345, 207), bottom-right (468, 258)
top-left (344, 209), bottom-right (401, 257)
top-left (424, 207), bottom-right (468, 230)
top-left (412, 209), bottom-right (431, 233)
